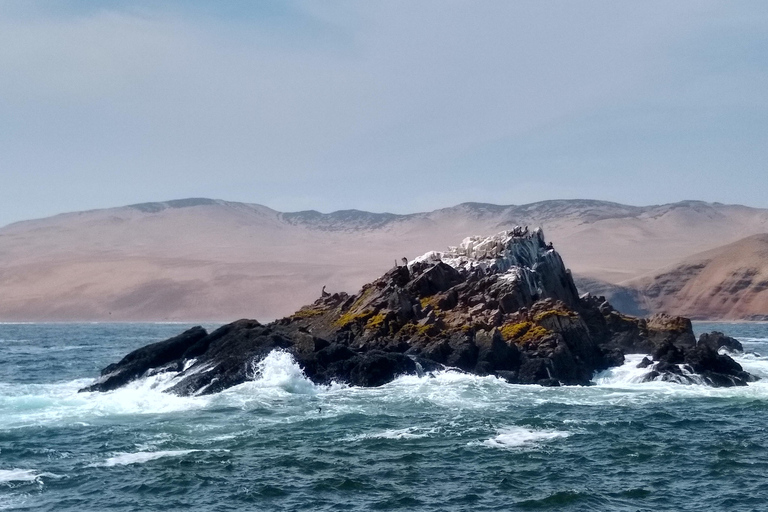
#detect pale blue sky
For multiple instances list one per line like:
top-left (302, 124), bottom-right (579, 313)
top-left (1, 1), bottom-right (767, 227)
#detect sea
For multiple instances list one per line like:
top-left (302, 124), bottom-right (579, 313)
top-left (1, 322), bottom-right (767, 511)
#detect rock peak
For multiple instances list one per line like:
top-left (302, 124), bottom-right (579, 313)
top-left (413, 226), bottom-right (545, 272)
top-left (411, 227), bottom-right (578, 310)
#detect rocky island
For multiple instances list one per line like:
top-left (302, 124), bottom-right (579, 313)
top-left (82, 228), bottom-right (757, 395)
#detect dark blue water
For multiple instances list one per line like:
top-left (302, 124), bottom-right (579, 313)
top-left (1, 322), bottom-right (768, 511)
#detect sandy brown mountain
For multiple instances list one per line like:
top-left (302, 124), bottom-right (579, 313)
top-left (624, 234), bottom-right (768, 320)
top-left (1, 198), bottom-right (767, 321)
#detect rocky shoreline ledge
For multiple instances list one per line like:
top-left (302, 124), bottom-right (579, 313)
top-left (82, 229), bottom-right (757, 395)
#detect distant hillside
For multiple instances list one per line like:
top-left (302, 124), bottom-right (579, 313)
top-left (571, 276), bottom-right (648, 317)
top-left (1, 198), bottom-right (767, 321)
top-left (622, 234), bottom-right (768, 320)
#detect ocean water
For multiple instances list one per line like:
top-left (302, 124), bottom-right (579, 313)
top-left (1, 322), bottom-right (768, 511)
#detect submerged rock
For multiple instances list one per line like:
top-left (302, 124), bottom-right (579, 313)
top-left (82, 228), bottom-right (757, 395)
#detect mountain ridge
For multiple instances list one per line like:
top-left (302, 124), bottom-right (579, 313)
top-left (7, 197), bottom-right (765, 232)
top-left (1, 198), bottom-right (767, 321)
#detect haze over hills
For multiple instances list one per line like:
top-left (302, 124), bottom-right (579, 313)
top-left (1, 198), bottom-right (767, 321)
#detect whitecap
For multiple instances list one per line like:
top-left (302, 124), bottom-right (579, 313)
top-left (374, 370), bottom-right (513, 410)
top-left (0, 469), bottom-right (40, 483)
top-left (479, 426), bottom-right (570, 450)
top-left (0, 469), bottom-right (59, 483)
top-left (96, 449), bottom-right (228, 467)
top-left (343, 427), bottom-right (431, 441)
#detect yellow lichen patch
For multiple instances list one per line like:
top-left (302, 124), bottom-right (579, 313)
top-left (365, 312), bottom-right (387, 330)
top-left (500, 321), bottom-right (532, 341)
top-left (334, 309), bottom-right (374, 328)
top-left (416, 324), bottom-right (436, 337)
top-left (420, 296), bottom-right (440, 309)
top-left (519, 325), bottom-right (551, 343)
top-left (291, 307), bottom-right (326, 320)
top-left (499, 321), bottom-right (551, 344)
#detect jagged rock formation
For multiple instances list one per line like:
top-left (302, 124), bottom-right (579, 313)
top-left (635, 329), bottom-right (754, 387)
top-left (82, 229), bottom-right (757, 395)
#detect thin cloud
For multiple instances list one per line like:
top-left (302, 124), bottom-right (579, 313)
top-left (0, 1), bottom-right (767, 226)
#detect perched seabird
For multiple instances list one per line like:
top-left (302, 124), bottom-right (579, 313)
top-left (321, 286), bottom-right (330, 297)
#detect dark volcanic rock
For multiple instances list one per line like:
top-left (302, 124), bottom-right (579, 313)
top-left (698, 331), bottom-right (744, 353)
top-left (637, 356), bottom-right (654, 369)
top-left (347, 351), bottom-right (418, 387)
top-left (165, 320), bottom-right (296, 396)
top-left (80, 326), bottom-right (208, 393)
top-left (683, 344), bottom-right (754, 387)
top-left (81, 228), bottom-right (758, 396)
top-left (639, 334), bottom-right (753, 387)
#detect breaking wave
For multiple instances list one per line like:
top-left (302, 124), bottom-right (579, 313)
top-left (3, 323), bottom-right (768, 512)
top-left (0, 469), bottom-right (46, 483)
top-left (4, 344), bottom-right (768, 433)
top-left (95, 449), bottom-right (229, 467)
top-left (479, 426), bottom-right (570, 450)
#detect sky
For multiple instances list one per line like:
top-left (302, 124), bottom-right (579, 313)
top-left (1, 0), bottom-right (767, 227)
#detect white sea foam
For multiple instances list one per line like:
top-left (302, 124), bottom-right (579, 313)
top-left (0, 373), bottom-right (211, 430)
top-left (98, 450), bottom-right (200, 467)
top-left (5, 345), bottom-right (768, 433)
top-left (0, 469), bottom-right (60, 484)
top-left (95, 449), bottom-right (230, 467)
top-left (0, 350), bottom-right (330, 429)
top-left (593, 349), bottom-right (768, 388)
top-left (344, 427), bottom-right (431, 441)
top-left (203, 351), bottom-right (339, 412)
top-left (732, 350), bottom-right (768, 380)
top-left (379, 370), bottom-right (512, 409)
top-left (361, 352), bottom-right (768, 412)
top-left (479, 426), bottom-right (570, 450)
top-left (592, 354), bottom-right (705, 386)
top-left (0, 469), bottom-right (41, 483)
top-left (592, 354), bottom-right (655, 385)
top-left (246, 350), bottom-right (317, 394)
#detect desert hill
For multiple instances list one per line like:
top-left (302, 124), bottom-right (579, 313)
top-left (1, 198), bottom-right (767, 321)
top-left (620, 234), bottom-right (768, 320)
